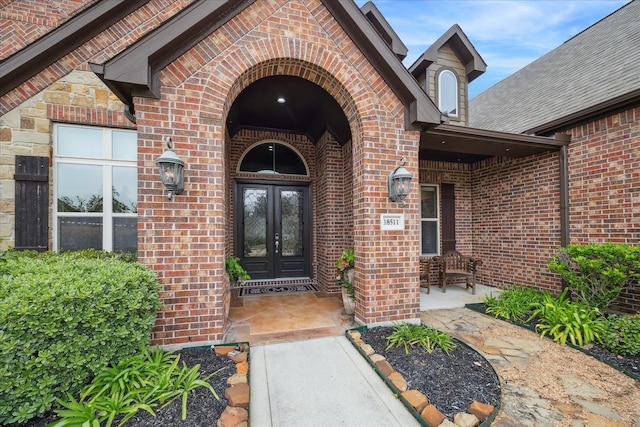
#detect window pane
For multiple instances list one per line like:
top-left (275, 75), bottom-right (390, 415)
top-left (57, 126), bottom-right (103, 158)
top-left (421, 221), bottom-right (438, 254)
top-left (112, 131), bottom-right (137, 160)
top-left (58, 217), bottom-right (103, 251)
top-left (113, 217), bottom-right (137, 253)
top-left (274, 144), bottom-right (306, 175)
top-left (57, 164), bottom-right (103, 212)
top-left (421, 186), bottom-right (437, 219)
top-left (113, 166), bottom-right (137, 213)
top-left (240, 143), bottom-right (307, 175)
top-left (439, 71), bottom-right (458, 116)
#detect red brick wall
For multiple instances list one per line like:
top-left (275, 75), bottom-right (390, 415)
top-left (566, 106), bottom-right (640, 313)
top-left (315, 132), bottom-right (351, 293)
top-left (0, 0), bottom-right (98, 59)
top-left (133, 0), bottom-right (421, 345)
top-left (472, 152), bottom-right (562, 291)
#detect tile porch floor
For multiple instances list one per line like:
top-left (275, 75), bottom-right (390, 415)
top-left (224, 283), bottom-right (499, 345)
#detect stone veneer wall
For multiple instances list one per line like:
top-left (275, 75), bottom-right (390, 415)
top-left (0, 70), bottom-right (132, 250)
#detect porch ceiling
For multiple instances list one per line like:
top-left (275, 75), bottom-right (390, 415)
top-left (227, 75), bottom-right (352, 145)
top-left (421, 123), bottom-right (569, 163)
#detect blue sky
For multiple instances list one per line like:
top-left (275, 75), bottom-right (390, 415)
top-left (354, 0), bottom-right (629, 98)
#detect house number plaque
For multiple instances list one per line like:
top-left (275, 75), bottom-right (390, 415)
top-left (380, 214), bottom-right (404, 231)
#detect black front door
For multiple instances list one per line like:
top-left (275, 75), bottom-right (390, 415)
top-left (236, 183), bottom-right (310, 280)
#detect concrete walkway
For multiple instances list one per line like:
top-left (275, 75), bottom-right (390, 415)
top-left (249, 335), bottom-right (420, 427)
top-left (246, 306), bottom-right (640, 427)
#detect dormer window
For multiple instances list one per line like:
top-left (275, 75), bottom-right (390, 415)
top-left (438, 69), bottom-right (458, 117)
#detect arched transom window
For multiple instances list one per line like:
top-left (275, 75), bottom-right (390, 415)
top-left (438, 69), bottom-right (458, 117)
top-left (239, 141), bottom-right (308, 176)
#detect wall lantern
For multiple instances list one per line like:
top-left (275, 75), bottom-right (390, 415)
top-left (156, 137), bottom-right (184, 200)
top-left (388, 157), bottom-right (412, 206)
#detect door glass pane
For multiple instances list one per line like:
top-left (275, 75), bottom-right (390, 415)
top-left (112, 131), bottom-right (137, 160)
top-left (281, 190), bottom-right (303, 256)
top-left (58, 217), bottom-right (103, 251)
top-left (57, 164), bottom-right (103, 212)
top-left (113, 217), bottom-right (137, 253)
top-left (57, 126), bottom-right (103, 158)
top-left (421, 221), bottom-right (438, 254)
top-left (112, 166), bottom-right (137, 213)
top-left (243, 188), bottom-right (267, 257)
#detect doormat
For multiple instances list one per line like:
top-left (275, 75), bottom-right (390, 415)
top-left (239, 283), bottom-right (319, 297)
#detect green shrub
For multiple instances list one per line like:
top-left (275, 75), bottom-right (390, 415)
top-left (530, 288), bottom-right (606, 347)
top-left (385, 323), bottom-right (456, 354)
top-left (483, 285), bottom-right (546, 322)
top-left (601, 314), bottom-right (640, 356)
top-left (225, 257), bottom-right (250, 284)
top-left (547, 243), bottom-right (640, 311)
top-left (49, 346), bottom-right (219, 427)
top-left (0, 251), bottom-right (162, 426)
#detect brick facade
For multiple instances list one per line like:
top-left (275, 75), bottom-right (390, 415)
top-left (1, 0), bottom-right (638, 351)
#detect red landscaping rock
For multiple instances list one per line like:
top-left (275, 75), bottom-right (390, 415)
top-left (421, 404), bottom-right (446, 427)
top-left (375, 359), bottom-right (395, 377)
top-left (236, 360), bottom-right (249, 374)
top-left (217, 406), bottom-right (248, 427)
top-left (225, 383), bottom-right (250, 408)
top-left (214, 346), bottom-right (236, 356)
top-left (229, 351), bottom-right (248, 363)
top-left (401, 389), bottom-right (429, 413)
top-left (388, 372), bottom-right (407, 392)
top-left (468, 400), bottom-right (494, 421)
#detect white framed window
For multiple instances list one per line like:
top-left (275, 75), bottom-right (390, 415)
top-left (53, 124), bottom-right (138, 253)
top-left (438, 69), bottom-right (458, 117)
top-left (420, 184), bottom-right (439, 255)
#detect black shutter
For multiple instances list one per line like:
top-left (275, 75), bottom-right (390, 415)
top-left (441, 183), bottom-right (455, 252)
top-left (14, 156), bottom-right (49, 251)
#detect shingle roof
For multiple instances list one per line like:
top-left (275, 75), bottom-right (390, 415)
top-left (469, 0), bottom-right (640, 134)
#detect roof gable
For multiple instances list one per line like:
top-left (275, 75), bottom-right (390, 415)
top-left (409, 24), bottom-right (486, 83)
top-left (470, 0), bottom-right (640, 135)
top-left (360, 1), bottom-right (408, 61)
top-left (0, 0), bottom-right (147, 98)
top-left (89, 0), bottom-right (441, 126)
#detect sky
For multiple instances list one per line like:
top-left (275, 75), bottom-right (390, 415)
top-left (354, 0), bottom-right (629, 98)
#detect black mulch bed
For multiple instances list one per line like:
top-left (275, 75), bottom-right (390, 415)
top-left (466, 303), bottom-right (640, 381)
top-left (26, 347), bottom-right (235, 427)
top-left (359, 327), bottom-right (501, 420)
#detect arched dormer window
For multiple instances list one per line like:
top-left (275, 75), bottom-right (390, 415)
top-left (438, 69), bottom-right (458, 118)
top-left (239, 141), bottom-right (308, 176)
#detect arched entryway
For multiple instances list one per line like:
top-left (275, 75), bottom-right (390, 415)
top-left (223, 69), bottom-right (358, 344)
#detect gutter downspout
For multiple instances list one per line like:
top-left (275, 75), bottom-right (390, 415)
top-left (557, 134), bottom-right (571, 290)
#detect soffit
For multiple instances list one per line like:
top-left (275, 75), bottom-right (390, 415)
top-left (421, 124), bottom-right (569, 163)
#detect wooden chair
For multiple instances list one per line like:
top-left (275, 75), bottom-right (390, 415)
top-left (433, 250), bottom-right (481, 295)
top-left (419, 256), bottom-right (432, 294)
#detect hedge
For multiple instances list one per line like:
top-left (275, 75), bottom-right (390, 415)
top-left (0, 250), bottom-right (162, 425)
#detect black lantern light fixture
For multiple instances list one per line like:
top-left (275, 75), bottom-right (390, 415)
top-left (388, 157), bottom-right (412, 206)
top-left (156, 137), bottom-right (184, 200)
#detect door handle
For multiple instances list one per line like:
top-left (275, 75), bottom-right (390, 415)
top-left (275, 233), bottom-right (279, 253)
